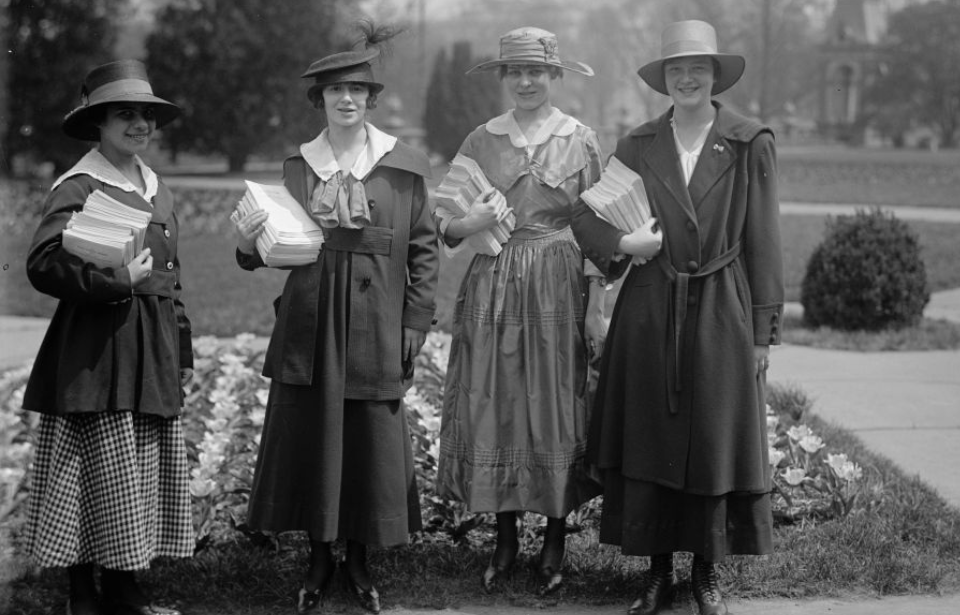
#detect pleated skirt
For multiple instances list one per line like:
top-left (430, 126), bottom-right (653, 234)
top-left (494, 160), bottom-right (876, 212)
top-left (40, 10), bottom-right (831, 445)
top-left (599, 472), bottom-right (774, 562)
top-left (245, 393), bottom-right (421, 547)
top-left (438, 228), bottom-right (601, 518)
top-left (24, 412), bottom-right (193, 570)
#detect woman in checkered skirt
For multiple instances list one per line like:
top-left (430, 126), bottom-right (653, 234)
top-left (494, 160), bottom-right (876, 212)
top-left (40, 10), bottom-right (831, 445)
top-left (21, 60), bottom-right (194, 615)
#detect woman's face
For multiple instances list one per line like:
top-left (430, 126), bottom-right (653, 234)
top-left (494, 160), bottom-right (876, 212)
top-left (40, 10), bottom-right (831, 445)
top-left (98, 103), bottom-right (156, 157)
top-left (322, 83), bottom-right (369, 128)
top-left (504, 64), bottom-right (553, 112)
top-left (664, 56), bottom-right (715, 113)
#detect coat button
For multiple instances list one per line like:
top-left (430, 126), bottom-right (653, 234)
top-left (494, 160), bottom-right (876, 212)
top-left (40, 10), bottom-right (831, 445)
top-left (166, 262), bottom-right (174, 270)
top-left (164, 229), bottom-right (171, 238)
top-left (687, 260), bottom-right (699, 272)
top-left (360, 277), bottom-right (371, 290)
top-left (686, 220), bottom-right (696, 232)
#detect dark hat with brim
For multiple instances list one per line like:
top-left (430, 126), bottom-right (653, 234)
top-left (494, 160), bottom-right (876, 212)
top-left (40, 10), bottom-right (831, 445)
top-left (302, 47), bottom-right (385, 103)
top-left (466, 27), bottom-right (593, 76)
top-left (62, 60), bottom-right (180, 142)
top-left (637, 20), bottom-right (745, 96)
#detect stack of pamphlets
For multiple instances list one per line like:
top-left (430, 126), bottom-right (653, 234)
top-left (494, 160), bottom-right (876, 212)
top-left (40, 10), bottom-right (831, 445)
top-left (233, 180), bottom-right (324, 267)
top-left (62, 189), bottom-right (152, 268)
top-left (580, 156), bottom-right (652, 232)
top-left (435, 153), bottom-right (515, 256)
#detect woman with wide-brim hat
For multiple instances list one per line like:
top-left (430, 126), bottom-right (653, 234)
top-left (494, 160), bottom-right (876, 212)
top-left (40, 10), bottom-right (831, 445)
top-left (435, 26), bottom-right (604, 596)
top-left (22, 59), bottom-right (194, 615)
top-left (572, 20), bottom-right (784, 615)
top-left (232, 21), bottom-right (438, 615)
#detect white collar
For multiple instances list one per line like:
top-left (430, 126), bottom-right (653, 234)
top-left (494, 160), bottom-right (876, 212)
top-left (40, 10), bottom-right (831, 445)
top-left (52, 148), bottom-right (159, 201)
top-left (300, 122), bottom-right (398, 182)
top-left (484, 108), bottom-right (579, 149)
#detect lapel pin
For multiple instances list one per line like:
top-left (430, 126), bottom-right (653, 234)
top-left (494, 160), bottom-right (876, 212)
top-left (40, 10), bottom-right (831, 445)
top-left (713, 143), bottom-right (725, 154)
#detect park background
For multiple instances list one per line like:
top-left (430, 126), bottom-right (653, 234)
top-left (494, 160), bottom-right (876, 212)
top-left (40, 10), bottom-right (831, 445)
top-left (3, 1), bottom-right (960, 614)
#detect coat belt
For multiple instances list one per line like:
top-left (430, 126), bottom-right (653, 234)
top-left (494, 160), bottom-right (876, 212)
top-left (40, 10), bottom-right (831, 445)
top-left (656, 242), bottom-right (742, 413)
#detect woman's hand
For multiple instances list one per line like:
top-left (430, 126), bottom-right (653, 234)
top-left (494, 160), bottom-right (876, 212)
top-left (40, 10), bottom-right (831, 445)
top-left (447, 188), bottom-right (512, 238)
top-left (235, 210), bottom-right (269, 254)
top-left (585, 279), bottom-right (608, 366)
top-left (180, 368), bottom-right (194, 388)
top-left (755, 345), bottom-right (770, 377)
top-left (126, 248), bottom-right (153, 288)
top-left (617, 217), bottom-right (662, 259)
top-left (402, 327), bottom-right (426, 379)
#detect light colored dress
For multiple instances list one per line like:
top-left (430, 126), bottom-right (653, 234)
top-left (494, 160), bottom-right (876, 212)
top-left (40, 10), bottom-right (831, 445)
top-left (437, 108), bottom-right (603, 518)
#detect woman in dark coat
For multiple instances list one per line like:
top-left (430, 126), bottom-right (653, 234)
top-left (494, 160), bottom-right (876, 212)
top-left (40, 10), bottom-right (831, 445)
top-left (572, 20), bottom-right (784, 615)
top-left (232, 23), bottom-right (438, 615)
top-left (22, 60), bottom-right (193, 615)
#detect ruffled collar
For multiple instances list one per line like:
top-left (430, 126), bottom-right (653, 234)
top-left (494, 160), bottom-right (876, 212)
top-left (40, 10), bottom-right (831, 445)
top-left (52, 148), bottom-right (159, 202)
top-left (300, 122), bottom-right (398, 182)
top-left (484, 108), bottom-right (579, 149)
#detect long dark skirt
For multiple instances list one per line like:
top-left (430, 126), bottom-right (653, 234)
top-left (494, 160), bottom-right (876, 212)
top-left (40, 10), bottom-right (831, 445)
top-left (246, 388), bottom-right (421, 548)
top-left (600, 471), bottom-right (773, 562)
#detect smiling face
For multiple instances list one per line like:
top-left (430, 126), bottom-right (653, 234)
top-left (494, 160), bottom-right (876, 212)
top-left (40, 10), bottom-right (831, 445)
top-left (322, 83), bottom-right (370, 129)
top-left (503, 64), bottom-right (554, 112)
top-left (664, 55), bottom-right (716, 113)
top-left (97, 102), bottom-right (156, 158)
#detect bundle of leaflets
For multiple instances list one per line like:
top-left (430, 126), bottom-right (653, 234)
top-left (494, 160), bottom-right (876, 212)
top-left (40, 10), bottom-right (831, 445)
top-left (435, 153), bottom-right (515, 256)
top-left (233, 180), bottom-right (324, 267)
top-left (580, 156), bottom-right (653, 232)
top-left (62, 189), bottom-right (152, 268)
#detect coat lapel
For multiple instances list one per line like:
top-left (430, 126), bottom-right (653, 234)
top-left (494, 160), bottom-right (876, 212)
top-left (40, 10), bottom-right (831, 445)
top-left (687, 122), bottom-right (736, 211)
top-left (641, 114), bottom-right (696, 220)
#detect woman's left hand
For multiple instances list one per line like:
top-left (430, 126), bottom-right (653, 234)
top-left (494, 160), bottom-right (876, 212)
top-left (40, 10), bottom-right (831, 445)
top-left (180, 367), bottom-right (194, 388)
top-left (402, 327), bottom-right (426, 377)
top-left (754, 345), bottom-right (770, 376)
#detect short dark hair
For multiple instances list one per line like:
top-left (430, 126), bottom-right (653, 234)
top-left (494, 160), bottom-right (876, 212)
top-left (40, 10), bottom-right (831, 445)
top-left (498, 64), bottom-right (563, 80)
top-left (309, 83), bottom-right (379, 111)
top-left (662, 56), bottom-right (721, 83)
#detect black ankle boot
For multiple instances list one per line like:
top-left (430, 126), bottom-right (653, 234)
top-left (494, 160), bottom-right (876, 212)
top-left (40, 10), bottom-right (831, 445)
top-left (691, 556), bottom-right (728, 615)
top-left (627, 553), bottom-right (676, 615)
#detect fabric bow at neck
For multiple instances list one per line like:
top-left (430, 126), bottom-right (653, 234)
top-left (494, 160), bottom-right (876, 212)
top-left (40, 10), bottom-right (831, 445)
top-left (309, 171), bottom-right (371, 229)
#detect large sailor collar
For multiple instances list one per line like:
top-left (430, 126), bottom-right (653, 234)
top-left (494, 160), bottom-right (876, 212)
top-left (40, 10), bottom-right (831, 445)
top-left (482, 108), bottom-right (587, 190)
top-left (52, 148), bottom-right (160, 203)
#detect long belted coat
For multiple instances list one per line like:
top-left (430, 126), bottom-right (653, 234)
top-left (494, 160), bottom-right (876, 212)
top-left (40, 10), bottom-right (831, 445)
top-left (572, 103), bottom-right (784, 496)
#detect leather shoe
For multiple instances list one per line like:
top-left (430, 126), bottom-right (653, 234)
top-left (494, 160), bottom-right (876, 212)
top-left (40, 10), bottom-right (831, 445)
top-left (297, 558), bottom-right (336, 613)
top-left (691, 558), bottom-right (728, 615)
top-left (536, 537), bottom-right (565, 595)
top-left (480, 557), bottom-right (515, 593)
top-left (344, 569), bottom-right (380, 614)
top-left (628, 554), bottom-right (676, 615)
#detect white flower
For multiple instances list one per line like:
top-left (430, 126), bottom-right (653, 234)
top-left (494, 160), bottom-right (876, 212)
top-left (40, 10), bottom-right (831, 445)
top-left (189, 477), bottom-right (217, 498)
top-left (255, 388), bottom-right (269, 407)
top-left (827, 453), bottom-right (863, 482)
top-left (787, 424), bottom-right (813, 442)
top-left (769, 448), bottom-right (786, 467)
top-left (193, 336), bottom-right (220, 358)
top-left (781, 467), bottom-right (807, 486)
top-left (799, 434), bottom-right (825, 454)
top-left (249, 407), bottom-right (266, 428)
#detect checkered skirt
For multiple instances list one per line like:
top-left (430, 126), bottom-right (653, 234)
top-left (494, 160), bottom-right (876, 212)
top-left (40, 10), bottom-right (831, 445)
top-left (24, 412), bottom-right (193, 569)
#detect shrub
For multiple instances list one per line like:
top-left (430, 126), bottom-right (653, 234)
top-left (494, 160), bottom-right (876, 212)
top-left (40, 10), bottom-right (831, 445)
top-left (800, 208), bottom-right (929, 331)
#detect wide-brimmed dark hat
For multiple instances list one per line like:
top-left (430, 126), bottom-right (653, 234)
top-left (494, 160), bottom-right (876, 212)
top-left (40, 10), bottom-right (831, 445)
top-left (637, 20), bottom-right (745, 96)
top-left (62, 60), bottom-right (180, 141)
top-left (466, 27), bottom-right (593, 76)
top-left (302, 46), bottom-right (385, 103)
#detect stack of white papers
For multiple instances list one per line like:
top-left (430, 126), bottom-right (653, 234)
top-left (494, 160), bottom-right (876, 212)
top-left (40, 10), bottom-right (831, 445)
top-left (435, 154), bottom-right (515, 256)
top-left (580, 156), bottom-right (652, 232)
top-left (233, 180), bottom-right (324, 267)
top-left (62, 189), bottom-right (152, 268)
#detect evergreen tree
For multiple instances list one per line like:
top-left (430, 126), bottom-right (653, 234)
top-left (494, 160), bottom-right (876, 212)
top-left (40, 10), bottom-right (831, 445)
top-left (146, 0), bottom-right (354, 172)
top-left (2, 0), bottom-right (125, 174)
top-left (422, 41), bottom-right (501, 161)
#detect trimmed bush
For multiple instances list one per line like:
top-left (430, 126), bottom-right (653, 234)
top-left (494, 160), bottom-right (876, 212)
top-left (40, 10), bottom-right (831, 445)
top-left (801, 208), bottom-right (929, 331)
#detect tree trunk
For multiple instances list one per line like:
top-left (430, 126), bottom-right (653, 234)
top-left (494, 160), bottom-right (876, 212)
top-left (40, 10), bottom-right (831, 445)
top-left (227, 152), bottom-right (247, 173)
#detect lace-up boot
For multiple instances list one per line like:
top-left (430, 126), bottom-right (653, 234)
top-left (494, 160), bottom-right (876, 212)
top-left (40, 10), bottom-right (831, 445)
top-left (691, 556), bottom-right (728, 615)
top-left (627, 553), bottom-right (676, 615)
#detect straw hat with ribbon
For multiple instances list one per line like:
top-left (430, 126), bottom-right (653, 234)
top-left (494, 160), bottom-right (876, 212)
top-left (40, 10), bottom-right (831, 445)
top-left (637, 20), bottom-right (745, 96)
top-left (466, 27), bottom-right (593, 76)
top-left (62, 60), bottom-right (181, 142)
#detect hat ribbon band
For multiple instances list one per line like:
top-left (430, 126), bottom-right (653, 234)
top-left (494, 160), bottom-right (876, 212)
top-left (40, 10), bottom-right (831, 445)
top-left (661, 40), bottom-right (718, 58)
top-left (499, 39), bottom-right (559, 64)
top-left (86, 79), bottom-right (155, 105)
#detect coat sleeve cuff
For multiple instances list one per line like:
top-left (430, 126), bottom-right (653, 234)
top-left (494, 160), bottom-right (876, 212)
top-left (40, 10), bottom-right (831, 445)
top-left (402, 304), bottom-right (435, 332)
top-left (236, 248), bottom-right (264, 270)
top-left (753, 303), bottom-right (783, 346)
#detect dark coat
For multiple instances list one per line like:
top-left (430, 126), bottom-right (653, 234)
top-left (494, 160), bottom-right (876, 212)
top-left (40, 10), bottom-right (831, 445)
top-left (572, 103), bottom-right (784, 495)
top-left (237, 141), bottom-right (438, 400)
top-left (23, 175), bottom-right (193, 417)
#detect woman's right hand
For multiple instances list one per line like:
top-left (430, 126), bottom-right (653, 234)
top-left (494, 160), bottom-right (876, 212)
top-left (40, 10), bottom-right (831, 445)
top-left (617, 217), bottom-right (663, 259)
top-left (459, 188), bottom-right (511, 235)
top-left (127, 248), bottom-right (153, 288)
top-left (235, 209), bottom-right (269, 254)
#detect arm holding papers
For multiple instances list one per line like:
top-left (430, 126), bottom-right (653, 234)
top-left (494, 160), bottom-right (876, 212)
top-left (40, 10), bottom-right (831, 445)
top-left (231, 180), bottom-right (324, 268)
top-left (434, 153), bottom-right (515, 256)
